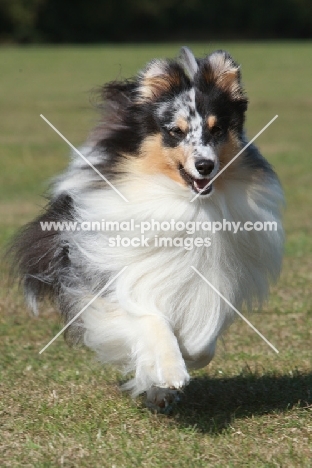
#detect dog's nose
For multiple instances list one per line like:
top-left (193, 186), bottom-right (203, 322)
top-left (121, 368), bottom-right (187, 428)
top-left (195, 159), bottom-right (214, 176)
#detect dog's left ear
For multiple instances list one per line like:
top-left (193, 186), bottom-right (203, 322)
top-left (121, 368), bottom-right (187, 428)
top-left (201, 50), bottom-right (245, 101)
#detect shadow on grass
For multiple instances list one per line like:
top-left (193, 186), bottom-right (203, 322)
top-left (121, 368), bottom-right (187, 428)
top-left (173, 371), bottom-right (312, 434)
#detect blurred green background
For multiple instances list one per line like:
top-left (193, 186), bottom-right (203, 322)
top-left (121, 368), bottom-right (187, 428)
top-left (0, 0), bottom-right (312, 43)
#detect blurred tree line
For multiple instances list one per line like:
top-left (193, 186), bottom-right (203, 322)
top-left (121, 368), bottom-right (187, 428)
top-left (0, 0), bottom-right (311, 43)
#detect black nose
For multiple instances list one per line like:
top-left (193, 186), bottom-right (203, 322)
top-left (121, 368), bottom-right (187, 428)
top-left (195, 159), bottom-right (214, 176)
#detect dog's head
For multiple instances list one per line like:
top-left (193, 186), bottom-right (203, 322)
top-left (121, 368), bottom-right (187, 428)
top-left (96, 47), bottom-right (248, 197)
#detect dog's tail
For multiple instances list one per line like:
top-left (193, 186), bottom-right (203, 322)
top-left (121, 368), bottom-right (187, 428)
top-left (6, 194), bottom-right (73, 315)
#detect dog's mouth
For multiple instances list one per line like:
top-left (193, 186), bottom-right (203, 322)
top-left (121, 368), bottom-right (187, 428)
top-left (178, 164), bottom-right (213, 196)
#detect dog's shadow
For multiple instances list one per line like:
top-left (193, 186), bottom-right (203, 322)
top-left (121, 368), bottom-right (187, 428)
top-left (171, 371), bottom-right (312, 434)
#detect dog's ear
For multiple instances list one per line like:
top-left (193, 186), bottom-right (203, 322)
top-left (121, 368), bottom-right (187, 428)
top-left (137, 59), bottom-right (184, 102)
top-left (178, 46), bottom-right (198, 80)
top-left (201, 50), bottom-right (245, 101)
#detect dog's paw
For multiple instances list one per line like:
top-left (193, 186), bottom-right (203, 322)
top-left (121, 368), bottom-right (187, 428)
top-left (146, 387), bottom-right (182, 413)
top-left (157, 362), bottom-right (190, 390)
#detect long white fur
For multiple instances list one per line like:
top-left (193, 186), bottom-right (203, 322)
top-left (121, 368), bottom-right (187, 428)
top-left (53, 151), bottom-right (284, 397)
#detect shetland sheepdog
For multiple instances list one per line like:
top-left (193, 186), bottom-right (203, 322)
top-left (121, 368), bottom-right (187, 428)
top-left (10, 47), bottom-right (284, 410)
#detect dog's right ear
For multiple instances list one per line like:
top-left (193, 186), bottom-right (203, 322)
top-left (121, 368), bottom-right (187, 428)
top-left (178, 46), bottom-right (198, 80)
top-left (137, 59), bottom-right (184, 102)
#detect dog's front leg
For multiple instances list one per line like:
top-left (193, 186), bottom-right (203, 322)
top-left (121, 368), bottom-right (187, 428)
top-left (126, 314), bottom-right (190, 403)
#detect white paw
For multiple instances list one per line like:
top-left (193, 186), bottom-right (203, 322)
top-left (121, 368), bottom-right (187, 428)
top-left (157, 362), bottom-right (190, 390)
top-left (136, 355), bottom-right (190, 394)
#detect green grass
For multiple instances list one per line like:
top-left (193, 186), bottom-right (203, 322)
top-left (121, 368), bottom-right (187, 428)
top-left (0, 43), bottom-right (312, 467)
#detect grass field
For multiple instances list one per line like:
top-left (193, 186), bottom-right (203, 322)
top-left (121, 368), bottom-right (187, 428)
top-left (0, 43), bottom-right (312, 467)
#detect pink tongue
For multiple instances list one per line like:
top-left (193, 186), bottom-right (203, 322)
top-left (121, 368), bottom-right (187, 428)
top-left (194, 179), bottom-right (210, 190)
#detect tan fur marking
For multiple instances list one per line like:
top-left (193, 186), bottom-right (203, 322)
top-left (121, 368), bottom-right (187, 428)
top-left (217, 70), bottom-right (243, 99)
top-left (206, 67), bottom-right (241, 97)
top-left (215, 131), bottom-right (269, 190)
top-left (214, 130), bottom-right (241, 189)
top-left (121, 134), bottom-right (189, 186)
top-left (176, 117), bottom-right (189, 133)
top-left (207, 115), bottom-right (217, 130)
top-left (203, 53), bottom-right (243, 100)
top-left (139, 71), bottom-right (181, 102)
top-left (140, 76), bottom-right (172, 100)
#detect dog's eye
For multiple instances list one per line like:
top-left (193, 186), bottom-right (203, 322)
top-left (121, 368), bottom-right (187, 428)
top-left (168, 127), bottom-right (185, 138)
top-left (210, 125), bottom-right (222, 137)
